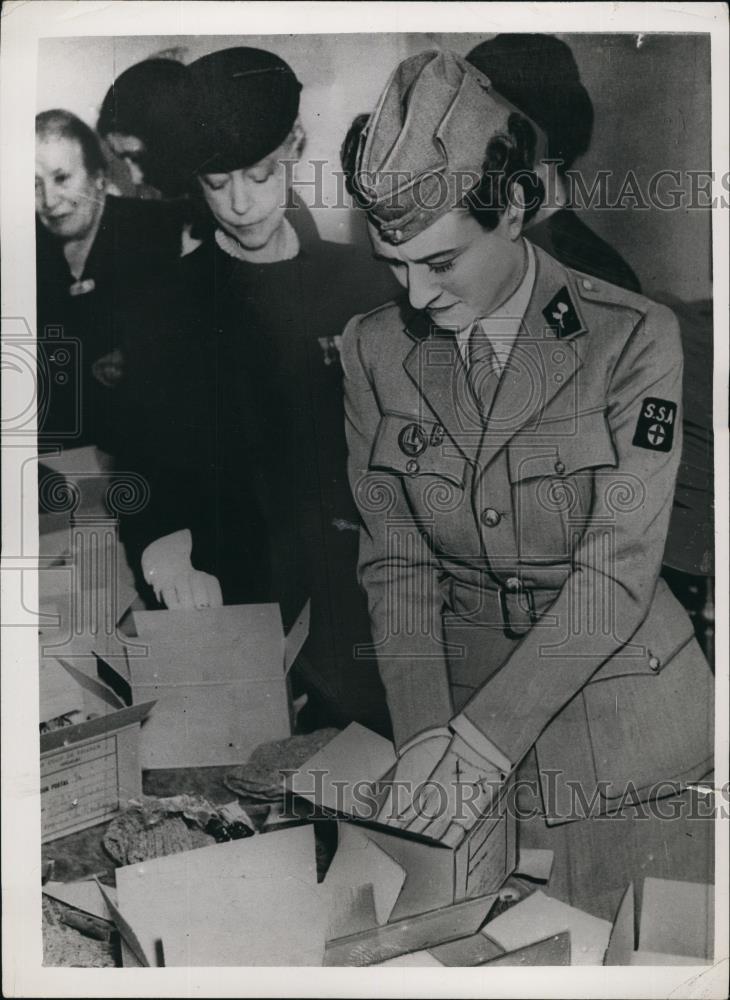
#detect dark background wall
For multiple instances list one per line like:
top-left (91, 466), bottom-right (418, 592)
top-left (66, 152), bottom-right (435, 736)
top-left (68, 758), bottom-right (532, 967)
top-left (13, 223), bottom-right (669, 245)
top-left (38, 32), bottom-right (712, 302)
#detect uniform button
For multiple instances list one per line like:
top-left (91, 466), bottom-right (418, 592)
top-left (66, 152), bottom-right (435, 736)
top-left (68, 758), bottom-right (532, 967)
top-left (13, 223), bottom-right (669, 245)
top-left (648, 654), bottom-right (661, 672)
top-left (406, 459), bottom-right (419, 474)
top-left (505, 576), bottom-right (521, 592)
top-left (582, 278), bottom-right (593, 290)
top-left (481, 507), bottom-right (501, 527)
top-left (554, 460), bottom-right (566, 475)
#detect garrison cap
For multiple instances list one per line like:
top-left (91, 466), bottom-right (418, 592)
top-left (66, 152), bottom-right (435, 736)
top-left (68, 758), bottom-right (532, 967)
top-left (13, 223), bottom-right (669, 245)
top-left (353, 50), bottom-right (545, 245)
top-left (186, 46), bottom-right (302, 174)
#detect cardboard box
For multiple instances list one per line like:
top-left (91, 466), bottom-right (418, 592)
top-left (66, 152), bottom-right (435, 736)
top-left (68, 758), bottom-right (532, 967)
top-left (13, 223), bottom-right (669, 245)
top-left (40, 658), bottom-right (154, 842)
top-left (289, 723), bottom-right (517, 922)
top-left (125, 601), bottom-right (310, 769)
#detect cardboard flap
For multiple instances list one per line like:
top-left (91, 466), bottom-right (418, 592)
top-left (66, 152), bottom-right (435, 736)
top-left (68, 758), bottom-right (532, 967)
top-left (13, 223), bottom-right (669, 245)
top-left (40, 700), bottom-right (155, 754)
top-left (130, 604), bottom-right (285, 685)
top-left (95, 879), bottom-right (151, 967)
top-left (481, 890), bottom-right (611, 966)
top-left (55, 657), bottom-right (125, 712)
top-left (284, 599), bottom-right (311, 674)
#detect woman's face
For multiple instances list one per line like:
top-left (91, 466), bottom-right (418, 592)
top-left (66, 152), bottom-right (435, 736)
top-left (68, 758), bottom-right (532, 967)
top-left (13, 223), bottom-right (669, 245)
top-left (369, 208), bottom-right (524, 331)
top-left (105, 132), bottom-right (147, 187)
top-left (35, 136), bottom-right (104, 241)
top-left (199, 148), bottom-right (289, 251)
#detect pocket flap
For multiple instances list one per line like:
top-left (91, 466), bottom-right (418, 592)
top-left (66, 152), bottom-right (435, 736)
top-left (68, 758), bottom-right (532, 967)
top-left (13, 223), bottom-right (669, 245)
top-left (588, 578), bottom-right (696, 683)
top-left (369, 413), bottom-right (468, 487)
top-left (508, 410), bottom-right (617, 482)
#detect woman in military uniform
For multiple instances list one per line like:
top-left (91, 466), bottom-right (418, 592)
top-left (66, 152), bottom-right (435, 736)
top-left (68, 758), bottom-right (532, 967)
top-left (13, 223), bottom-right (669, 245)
top-left (341, 50), bottom-right (713, 917)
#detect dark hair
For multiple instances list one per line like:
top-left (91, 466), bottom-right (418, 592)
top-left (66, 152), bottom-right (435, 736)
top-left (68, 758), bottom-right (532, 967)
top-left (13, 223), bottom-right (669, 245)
top-left (35, 109), bottom-right (106, 178)
top-left (340, 111), bottom-right (544, 230)
top-left (465, 113), bottom-right (545, 229)
top-left (340, 113), bottom-right (371, 202)
top-left (467, 34), bottom-right (593, 172)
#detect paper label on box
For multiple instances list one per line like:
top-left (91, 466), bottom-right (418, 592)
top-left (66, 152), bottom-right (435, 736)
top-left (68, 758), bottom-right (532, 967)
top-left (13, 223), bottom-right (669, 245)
top-left (40, 735), bottom-right (120, 838)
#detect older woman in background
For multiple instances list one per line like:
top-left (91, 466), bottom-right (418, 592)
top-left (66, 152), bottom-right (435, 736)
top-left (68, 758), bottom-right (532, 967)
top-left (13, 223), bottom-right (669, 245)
top-left (35, 110), bottom-right (182, 451)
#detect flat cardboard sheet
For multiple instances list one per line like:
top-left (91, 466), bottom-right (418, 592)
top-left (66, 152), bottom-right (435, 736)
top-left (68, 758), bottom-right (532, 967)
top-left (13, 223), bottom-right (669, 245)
top-left (638, 877), bottom-right (713, 960)
top-left (480, 931), bottom-right (571, 967)
top-left (115, 825), bottom-right (327, 966)
top-left (630, 950), bottom-right (709, 965)
top-left (287, 722), bottom-right (396, 817)
top-left (481, 890), bottom-right (611, 966)
top-left (42, 880), bottom-right (117, 921)
top-left (129, 604), bottom-right (296, 768)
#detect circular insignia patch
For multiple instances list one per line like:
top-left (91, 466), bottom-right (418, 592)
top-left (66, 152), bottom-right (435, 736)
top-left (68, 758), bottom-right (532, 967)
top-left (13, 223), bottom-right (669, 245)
top-left (398, 423), bottom-right (428, 457)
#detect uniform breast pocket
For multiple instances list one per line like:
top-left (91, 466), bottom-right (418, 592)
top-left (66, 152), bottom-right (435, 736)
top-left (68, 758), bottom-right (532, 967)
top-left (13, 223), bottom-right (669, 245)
top-left (507, 411), bottom-right (618, 562)
top-left (368, 413), bottom-right (471, 546)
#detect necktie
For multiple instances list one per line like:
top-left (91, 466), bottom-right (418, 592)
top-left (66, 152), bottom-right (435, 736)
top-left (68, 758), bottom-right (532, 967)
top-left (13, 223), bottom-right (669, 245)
top-left (467, 324), bottom-right (501, 422)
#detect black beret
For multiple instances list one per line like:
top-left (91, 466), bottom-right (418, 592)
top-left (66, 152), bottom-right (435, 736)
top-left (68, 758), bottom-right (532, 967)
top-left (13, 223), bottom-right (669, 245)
top-left (186, 47), bottom-right (302, 174)
top-left (467, 34), bottom-right (594, 170)
top-left (97, 59), bottom-right (192, 195)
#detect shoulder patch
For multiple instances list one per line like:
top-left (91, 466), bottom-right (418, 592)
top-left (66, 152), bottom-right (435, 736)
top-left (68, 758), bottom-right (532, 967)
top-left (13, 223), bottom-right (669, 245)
top-left (632, 397), bottom-right (677, 452)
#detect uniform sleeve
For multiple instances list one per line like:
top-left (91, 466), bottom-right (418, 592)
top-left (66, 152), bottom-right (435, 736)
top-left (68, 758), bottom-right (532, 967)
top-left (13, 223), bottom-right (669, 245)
top-left (453, 303), bottom-right (684, 769)
top-left (342, 316), bottom-right (454, 749)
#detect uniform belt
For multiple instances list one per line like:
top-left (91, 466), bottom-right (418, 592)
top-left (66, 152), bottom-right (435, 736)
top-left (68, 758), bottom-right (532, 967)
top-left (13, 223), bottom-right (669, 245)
top-left (444, 575), bottom-right (563, 638)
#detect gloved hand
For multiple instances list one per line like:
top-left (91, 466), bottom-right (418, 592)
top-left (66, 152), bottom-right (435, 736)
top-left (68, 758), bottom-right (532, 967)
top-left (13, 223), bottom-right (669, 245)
top-left (379, 729), bottom-right (504, 847)
top-left (374, 727), bottom-right (451, 827)
top-left (141, 529), bottom-right (223, 610)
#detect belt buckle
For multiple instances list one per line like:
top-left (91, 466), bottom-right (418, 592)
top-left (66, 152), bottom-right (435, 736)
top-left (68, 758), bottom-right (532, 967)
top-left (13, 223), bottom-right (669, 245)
top-left (498, 581), bottom-right (538, 638)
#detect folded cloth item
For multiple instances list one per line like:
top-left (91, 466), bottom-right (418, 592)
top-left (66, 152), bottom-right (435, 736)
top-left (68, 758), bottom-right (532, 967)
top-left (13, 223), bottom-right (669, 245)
top-left (225, 729), bottom-right (340, 802)
top-left (103, 804), bottom-right (215, 866)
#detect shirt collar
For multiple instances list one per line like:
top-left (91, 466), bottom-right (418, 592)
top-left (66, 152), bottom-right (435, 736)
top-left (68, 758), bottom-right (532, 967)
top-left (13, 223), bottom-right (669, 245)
top-left (485, 238), bottom-right (536, 328)
top-left (457, 239), bottom-right (536, 371)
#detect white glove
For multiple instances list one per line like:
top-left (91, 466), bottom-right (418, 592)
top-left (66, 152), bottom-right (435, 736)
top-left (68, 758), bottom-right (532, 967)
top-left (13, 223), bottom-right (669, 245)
top-left (141, 529), bottom-right (223, 610)
top-left (374, 727), bottom-right (451, 827)
top-left (377, 728), bottom-right (504, 847)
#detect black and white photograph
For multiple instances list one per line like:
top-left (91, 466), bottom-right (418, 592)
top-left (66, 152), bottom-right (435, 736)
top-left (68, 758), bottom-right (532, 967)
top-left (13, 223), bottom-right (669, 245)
top-left (1, 1), bottom-right (728, 995)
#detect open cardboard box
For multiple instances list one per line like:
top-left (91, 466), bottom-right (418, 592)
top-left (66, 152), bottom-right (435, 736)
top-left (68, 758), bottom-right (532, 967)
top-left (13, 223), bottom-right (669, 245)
top-left (40, 597), bottom-right (309, 837)
top-left (123, 600), bottom-right (310, 769)
top-left (289, 723), bottom-right (517, 924)
top-left (40, 655), bottom-right (154, 843)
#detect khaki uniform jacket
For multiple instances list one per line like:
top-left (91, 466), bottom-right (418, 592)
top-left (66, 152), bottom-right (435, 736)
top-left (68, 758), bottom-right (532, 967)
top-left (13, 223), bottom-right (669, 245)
top-left (342, 244), bottom-right (713, 820)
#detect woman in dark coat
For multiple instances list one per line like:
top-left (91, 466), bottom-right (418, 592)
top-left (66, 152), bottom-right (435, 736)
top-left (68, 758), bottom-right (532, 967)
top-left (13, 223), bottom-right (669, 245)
top-left (115, 47), bottom-right (397, 731)
top-left (35, 110), bottom-right (184, 452)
